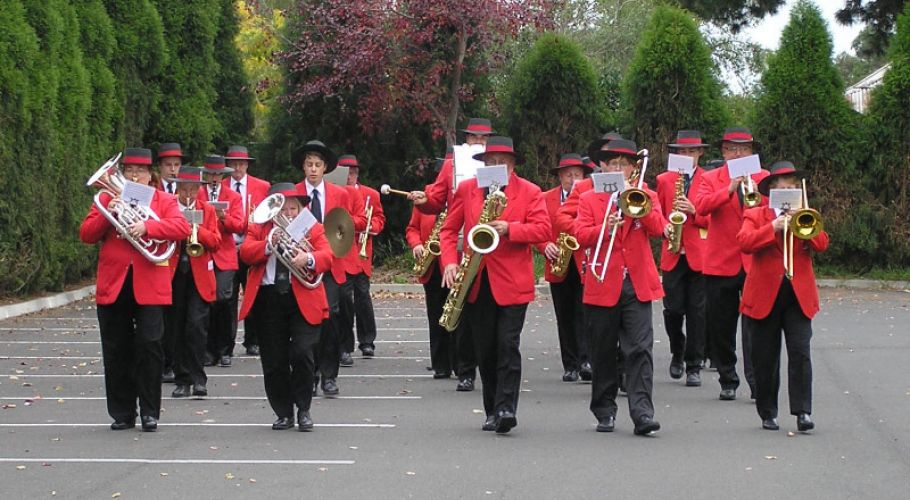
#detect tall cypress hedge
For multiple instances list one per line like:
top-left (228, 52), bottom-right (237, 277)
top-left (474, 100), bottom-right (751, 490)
top-left (212, 0), bottom-right (254, 150)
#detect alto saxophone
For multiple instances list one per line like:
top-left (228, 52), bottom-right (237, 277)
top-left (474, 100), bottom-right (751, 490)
top-left (413, 209), bottom-right (447, 278)
top-left (667, 174), bottom-right (688, 254)
top-left (438, 185), bottom-right (507, 332)
top-left (549, 232), bottom-right (579, 278)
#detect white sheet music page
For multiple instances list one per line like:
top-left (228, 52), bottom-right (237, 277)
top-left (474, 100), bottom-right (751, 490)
top-left (667, 154), bottom-right (695, 176)
top-left (727, 154), bottom-right (762, 179)
top-left (591, 172), bottom-right (625, 194)
top-left (475, 165), bottom-right (509, 189)
top-left (286, 209), bottom-right (317, 242)
top-left (453, 144), bottom-right (484, 190)
top-left (768, 189), bottom-right (803, 211)
top-left (121, 181), bottom-right (155, 207)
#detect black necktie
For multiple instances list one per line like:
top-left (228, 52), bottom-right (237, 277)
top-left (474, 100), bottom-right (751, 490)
top-left (311, 189), bottom-right (322, 223)
top-left (167, 182), bottom-right (174, 194)
top-left (274, 258), bottom-right (291, 294)
top-left (234, 181), bottom-right (241, 193)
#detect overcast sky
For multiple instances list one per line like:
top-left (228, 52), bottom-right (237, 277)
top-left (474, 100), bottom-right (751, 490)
top-left (742, 1), bottom-right (863, 55)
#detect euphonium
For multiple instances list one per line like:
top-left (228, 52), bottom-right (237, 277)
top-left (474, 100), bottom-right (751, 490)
top-left (550, 232), bottom-right (579, 278)
top-left (359, 195), bottom-right (373, 259)
top-left (667, 174), bottom-right (688, 254)
top-left (619, 149), bottom-right (652, 218)
top-left (438, 185), bottom-right (507, 332)
top-left (86, 153), bottom-right (176, 263)
top-left (251, 194), bottom-right (323, 289)
top-left (413, 209), bottom-right (447, 278)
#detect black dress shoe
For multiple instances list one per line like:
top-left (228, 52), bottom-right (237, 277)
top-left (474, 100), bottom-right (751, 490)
top-left (192, 383), bottom-right (207, 397)
top-left (579, 362), bottom-right (593, 381)
top-left (562, 370), bottom-right (579, 382)
top-left (322, 378), bottom-right (339, 396)
top-left (633, 416), bottom-right (660, 435)
top-left (110, 419), bottom-right (136, 431)
top-left (596, 415), bottom-right (615, 433)
top-left (495, 411), bottom-right (517, 434)
top-left (719, 389), bottom-right (736, 401)
top-left (140, 416), bottom-right (158, 432)
top-left (796, 413), bottom-right (814, 432)
top-left (339, 352), bottom-right (354, 367)
top-left (161, 369), bottom-right (176, 383)
top-left (685, 371), bottom-right (701, 387)
top-left (272, 417), bottom-right (294, 430)
top-left (204, 352), bottom-right (216, 367)
top-left (669, 355), bottom-right (684, 379)
top-left (482, 415), bottom-right (497, 431)
top-left (245, 345), bottom-right (260, 356)
top-left (456, 378), bottom-right (474, 392)
top-left (433, 371), bottom-right (452, 379)
top-left (171, 384), bottom-right (191, 398)
top-left (762, 418), bottom-right (780, 431)
top-left (298, 411), bottom-right (314, 432)
top-left (361, 346), bottom-right (375, 357)
top-left (219, 355), bottom-right (232, 367)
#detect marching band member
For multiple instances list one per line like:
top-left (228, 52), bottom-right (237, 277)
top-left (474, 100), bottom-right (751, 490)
top-left (239, 183), bottom-right (334, 431)
top-left (536, 153), bottom-right (592, 383)
top-left (553, 132), bottom-right (624, 234)
top-left (199, 155), bottom-right (246, 368)
top-left (168, 167), bottom-right (221, 398)
top-left (223, 145), bottom-right (270, 358)
top-left (80, 147), bottom-right (190, 431)
top-left (656, 130), bottom-right (710, 386)
top-left (575, 139), bottom-right (664, 436)
top-left (738, 162), bottom-right (828, 432)
top-left (694, 127), bottom-right (769, 401)
top-left (293, 141), bottom-right (367, 396)
top-left (440, 136), bottom-right (551, 433)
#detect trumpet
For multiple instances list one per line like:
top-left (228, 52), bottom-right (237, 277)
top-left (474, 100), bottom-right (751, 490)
top-left (666, 174), bottom-right (687, 254)
top-left (359, 195), bottom-right (373, 259)
top-left (251, 194), bottom-right (323, 289)
top-left (187, 223), bottom-right (205, 257)
top-left (782, 179), bottom-right (823, 279)
top-left (413, 210), bottom-right (447, 278)
top-left (589, 192), bottom-right (621, 283)
top-left (550, 233), bottom-right (579, 278)
top-left (619, 149), bottom-right (652, 218)
top-left (742, 177), bottom-right (761, 207)
top-left (86, 153), bottom-right (176, 263)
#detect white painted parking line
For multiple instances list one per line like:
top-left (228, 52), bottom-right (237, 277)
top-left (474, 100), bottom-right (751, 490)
top-left (0, 339), bottom-right (429, 345)
top-left (0, 395), bottom-right (421, 401)
top-left (0, 423), bottom-right (395, 428)
top-left (8, 373), bottom-right (433, 378)
top-left (0, 458), bottom-right (356, 465)
top-left (0, 327), bottom-right (427, 332)
top-left (1, 355), bottom-right (426, 361)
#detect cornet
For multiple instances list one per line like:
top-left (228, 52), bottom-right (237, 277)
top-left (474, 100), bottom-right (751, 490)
top-left (742, 177), bottom-right (761, 207)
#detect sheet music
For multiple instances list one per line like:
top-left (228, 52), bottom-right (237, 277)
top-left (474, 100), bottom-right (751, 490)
top-left (285, 209), bottom-right (317, 242)
top-left (209, 201), bottom-right (229, 211)
top-left (453, 144), bottom-right (484, 190)
top-left (121, 181), bottom-right (154, 208)
top-left (667, 154), bottom-right (695, 176)
top-left (591, 172), bottom-right (626, 194)
top-left (768, 189), bottom-right (803, 211)
top-left (475, 165), bottom-right (509, 189)
top-left (727, 154), bottom-right (762, 179)
top-left (182, 209), bottom-right (203, 224)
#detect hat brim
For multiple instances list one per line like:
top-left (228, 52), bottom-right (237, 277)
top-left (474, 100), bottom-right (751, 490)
top-left (461, 129), bottom-right (495, 136)
top-left (591, 149), bottom-right (639, 165)
top-left (292, 144), bottom-right (338, 173)
top-left (714, 139), bottom-right (762, 151)
top-left (225, 155), bottom-right (256, 162)
top-left (172, 178), bottom-right (204, 184)
top-left (471, 151), bottom-right (524, 165)
top-left (549, 163), bottom-right (593, 175)
top-left (201, 166), bottom-right (235, 174)
top-left (757, 169), bottom-right (807, 196)
top-left (586, 138), bottom-right (611, 161)
top-left (668, 142), bottom-right (710, 149)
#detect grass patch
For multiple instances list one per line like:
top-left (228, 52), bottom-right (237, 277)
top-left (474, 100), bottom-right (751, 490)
top-left (814, 264), bottom-right (910, 281)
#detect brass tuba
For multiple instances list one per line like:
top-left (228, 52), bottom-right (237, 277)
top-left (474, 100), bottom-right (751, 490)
top-left (86, 153), bottom-right (176, 263)
top-left (438, 185), bottom-right (507, 332)
top-left (619, 149), bottom-right (652, 219)
top-left (251, 193), bottom-right (323, 289)
top-left (666, 173), bottom-right (688, 254)
top-left (550, 232), bottom-right (579, 278)
top-left (413, 209), bottom-right (447, 278)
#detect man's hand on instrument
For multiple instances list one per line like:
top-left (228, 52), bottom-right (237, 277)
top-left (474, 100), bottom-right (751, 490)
top-left (442, 264), bottom-right (458, 288)
top-left (772, 214), bottom-right (788, 232)
top-left (215, 208), bottom-right (225, 220)
top-left (290, 250), bottom-right (311, 270)
top-left (128, 221), bottom-right (147, 239)
top-left (544, 242), bottom-right (560, 260)
top-left (608, 213), bottom-right (624, 229)
top-left (675, 196), bottom-right (696, 215)
top-left (663, 223), bottom-right (674, 239)
top-left (728, 176), bottom-right (745, 195)
top-left (408, 191), bottom-right (428, 205)
top-left (488, 220), bottom-right (509, 236)
top-left (413, 244), bottom-right (426, 260)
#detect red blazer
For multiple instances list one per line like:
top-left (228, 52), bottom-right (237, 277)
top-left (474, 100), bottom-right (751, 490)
top-left (197, 185), bottom-right (245, 271)
top-left (694, 164), bottom-right (770, 277)
top-left (575, 187), bottom-right (665, 308)
top-left (80, 191), bottom-right (191, 305)
top-left (406, 207), bottom-right (447, 285)
top-left (535, 186), bottom-right (586, 283)
top-left (167, 201), bottom-right (221, 302)
top-left (656, 169), bottom-right (709, 273)
top-left (341, 184), bottom-right (386, 277)
top-left (417, 157), bottom-right (454, 215)
top-left (439, 172), bottom-right (551, 306)
top-left (294, 180), bottom-right (368, 284)
top-left (221, 174), bottom-right (271, 225)
top-left (554, 177), bottom-right (594, 235)
top-left (238, 220), bottom-right (334, 325)
top-left (738, 207), bottom-right (829, 320)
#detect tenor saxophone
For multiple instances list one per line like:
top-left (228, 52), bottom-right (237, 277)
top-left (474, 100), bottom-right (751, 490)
top-left (413, 209), bottom-right (447, 278)
top-left (667, 174), bottom-right (688, 254)
top-left (438, 186), bottom-right (507, 332)
top-left (549, 232), bottom-right (579, 278)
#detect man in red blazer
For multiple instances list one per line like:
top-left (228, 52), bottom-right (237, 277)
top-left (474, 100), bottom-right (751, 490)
top-left (536, 153), bottom-right (592, 383)
top-left (574, 139), bottom-right (665, 436)
top-left (439, 136), bottom-right (551, 433)
top-left (223, 145), bottom-right (271, 358)
top-left (168, 167), bottom-right (221, 399)
top-left (694, 127), bottom-right (770, 401)
top-left (198, 155), bottom-right (246, 368)
top-left (240, 183), bottom-right (334, 431)
top-left (80, 147), bottom-right (191, 432)
top-left (338, 155), bottom-right (386, 366)
top-left (293, 140), bottom-right (367, 396)
top-left (738, 161), bottom-right (828, 432)
top-left (656, 130), bottom-right (710, 387)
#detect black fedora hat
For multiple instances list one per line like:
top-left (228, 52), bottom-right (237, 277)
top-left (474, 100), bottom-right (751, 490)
top-left (201, 155), bottom-right (235, 174)
top-left (122, 147), bottom-right (153, 166)
top-left (471, 136), bottom-right (523, 164)
top-left (157, 143), bottom-right (190, 162)
top-left (337, 154), bottom-right (360, 169)
top-left (668, 130), bottom-right (710, 149)
top-left (757, 160), bottom-right (807, 196)
top-left (225, 145), bottom-right (256, 162)
top-left (586, 132), bottom-right (625, 162)
top-left (550, 153), bottom-right (593, 175)
top-left (592, 139), bottom-right (640, 164)
top-left (714, 127), bottom-right (762, 151)
top-left (461, 118), bottom-right (495, 136)
top-left (172, 166), bottom-right (206, 184)
top-left (292, 140), bottom-right (338, 173)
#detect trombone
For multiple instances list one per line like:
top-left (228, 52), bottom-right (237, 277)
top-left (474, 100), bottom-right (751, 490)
top-left (781, 179), bottom-right (823, 279)
top-left (589, 191), bottom-right (621, 283)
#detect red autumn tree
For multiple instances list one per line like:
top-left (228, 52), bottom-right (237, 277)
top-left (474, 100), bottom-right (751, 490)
top-left (281, 0), bottom-right (554, 145)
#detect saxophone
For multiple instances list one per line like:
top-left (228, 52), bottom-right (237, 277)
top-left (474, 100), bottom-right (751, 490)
top-left (666, 174), bottom-right (688, 254)
top-left (413, 209), bottom-right (447, 278)
top-left (549, 232), bottom-right (579, 278)
top-left (438, 185), bottom-right (507, 332)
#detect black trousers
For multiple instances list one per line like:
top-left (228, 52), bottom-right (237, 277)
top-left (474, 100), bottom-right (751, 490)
top-left (316, 274), bottom-right (342, 380)
top-left (705, 271), bottom-right (754, 392)
top-left (96, 270), bottom-right (164, 421)
top-left (467, 272), bottom-right (527, 417)
top-left (746, 280), bottom-right (813, 419)
top-left (232, 257), bottom-right (259, 350)
top-left (339, 272), bottom-right (378, 353)
top-left (170, 264), bottom-right (210, 387)
top-left (549, 263), bottom-right (588, 372)
top-left (423, 266), bottom-right (455, 375)
top-left (254, 286), bottom-right (321, 418)
top-left (207, 266), bottom-right (235, 358)
top-left (662, 254), bottom-right (706, 372)
top-left (588, 277), bottom-right (655, 424)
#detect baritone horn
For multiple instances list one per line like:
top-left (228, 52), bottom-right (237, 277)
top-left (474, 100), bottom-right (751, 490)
top-left (619, 149), bottom-right (652, 218)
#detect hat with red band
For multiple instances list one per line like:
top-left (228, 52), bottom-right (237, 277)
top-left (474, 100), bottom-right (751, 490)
top-left (462, 118), bottom-right (495, 136)
top-left (225, 145), bottom-right (256, 162)
top-left (668, 130), bottom-right (710, 149)
top-left (268, 182), bottom-right (311, 206)
top-left (157, 143), bottom-right (189, 162)
top-left (757, 160), bottom-right (806, 196)
top-left (550, 153), bottom-right (593, 174)
top-left (715, 126), bottom-right (762, 150)
top-left (122, 147), bottom-right (153, 166)
top-left (172, 166), bottom-right (206, 184)
top-left (586, 131), bottom-right (625, 162)
top-left (337, 154), bottom-right (360, 169)
top-left (592, 139), bottom-right (640, 164)
top-left (471, 136), bottom-right (524, 164)
top-left (201, 155), bottom-right (234, 174)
